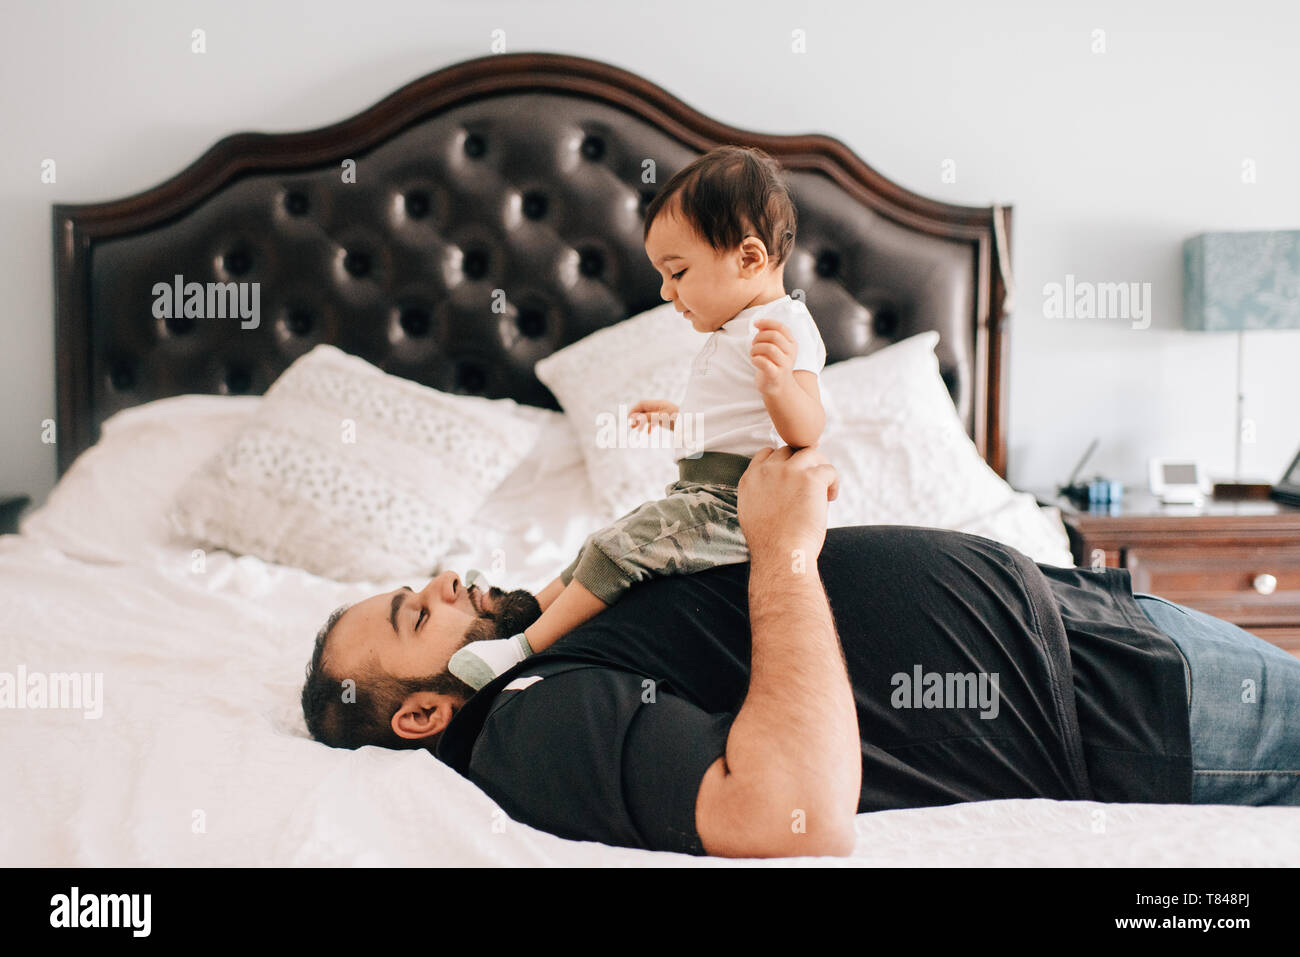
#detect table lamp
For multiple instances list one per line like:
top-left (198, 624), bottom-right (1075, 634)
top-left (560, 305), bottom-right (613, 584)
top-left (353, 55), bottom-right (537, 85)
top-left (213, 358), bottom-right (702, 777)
top-left (1182, 229), bottom-right (1300, 499)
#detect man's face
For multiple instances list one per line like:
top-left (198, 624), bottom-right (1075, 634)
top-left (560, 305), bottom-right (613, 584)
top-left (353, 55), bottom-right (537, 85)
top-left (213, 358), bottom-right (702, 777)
top-left (645, 203), bottom-right (768, 333)
top-left (327, 570), bottom-right (542, 738)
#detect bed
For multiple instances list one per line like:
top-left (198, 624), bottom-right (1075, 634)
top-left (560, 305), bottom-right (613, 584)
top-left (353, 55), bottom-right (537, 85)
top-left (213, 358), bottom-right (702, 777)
top-left (7, 51), bottom-right (1297, 866)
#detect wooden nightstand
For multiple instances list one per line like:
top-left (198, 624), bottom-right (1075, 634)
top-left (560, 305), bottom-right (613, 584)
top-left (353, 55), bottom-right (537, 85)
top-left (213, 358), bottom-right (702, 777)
top-left (1034, 488), bottom-right (1300, 658)
top-left (1, 496), bottom-right (30, 535)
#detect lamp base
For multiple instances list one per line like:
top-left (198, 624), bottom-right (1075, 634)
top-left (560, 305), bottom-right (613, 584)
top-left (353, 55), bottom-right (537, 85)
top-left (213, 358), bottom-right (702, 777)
top-left (1212, 481), bottom-right (1274, 501)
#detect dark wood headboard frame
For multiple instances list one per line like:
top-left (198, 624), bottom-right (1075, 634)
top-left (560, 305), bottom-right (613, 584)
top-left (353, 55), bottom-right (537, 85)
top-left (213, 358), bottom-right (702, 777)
top-left (53, 51), bottom-right (1012, 477)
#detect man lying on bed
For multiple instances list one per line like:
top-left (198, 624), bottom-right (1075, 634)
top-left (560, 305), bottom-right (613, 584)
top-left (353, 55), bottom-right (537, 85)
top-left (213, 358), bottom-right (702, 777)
top-left (301, 444), bottom-right (1300, 858)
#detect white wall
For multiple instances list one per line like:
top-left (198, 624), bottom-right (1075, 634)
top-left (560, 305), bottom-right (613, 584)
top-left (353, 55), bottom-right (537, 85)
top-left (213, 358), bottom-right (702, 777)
top-left (3, 0), bottom-right (1298, 507)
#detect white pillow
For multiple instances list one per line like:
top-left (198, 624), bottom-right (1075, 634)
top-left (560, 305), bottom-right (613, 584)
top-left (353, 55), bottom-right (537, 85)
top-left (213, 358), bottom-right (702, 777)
top-left (820, 331), bottom-right (1073, 565)
top-left (535, 302), bottom-right (710, 519)
top-left (168, 345), bottom-right (544, 581)
top-left (20, 394), bottom-right (262, 564)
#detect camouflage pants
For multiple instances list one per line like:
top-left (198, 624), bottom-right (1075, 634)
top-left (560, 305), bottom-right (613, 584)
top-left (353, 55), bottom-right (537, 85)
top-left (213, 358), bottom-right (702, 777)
top-left (560, 451), bottom-right (752, 605)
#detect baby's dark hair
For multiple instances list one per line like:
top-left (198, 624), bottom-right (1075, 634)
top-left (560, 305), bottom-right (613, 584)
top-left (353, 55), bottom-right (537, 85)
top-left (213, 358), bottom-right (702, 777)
top-left (643, 145), bottom-right (797, 268)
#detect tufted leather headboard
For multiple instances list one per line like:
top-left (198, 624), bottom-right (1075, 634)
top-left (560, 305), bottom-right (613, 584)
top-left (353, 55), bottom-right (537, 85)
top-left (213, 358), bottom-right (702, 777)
top-left (52, 52), bottom-right (1012, 477)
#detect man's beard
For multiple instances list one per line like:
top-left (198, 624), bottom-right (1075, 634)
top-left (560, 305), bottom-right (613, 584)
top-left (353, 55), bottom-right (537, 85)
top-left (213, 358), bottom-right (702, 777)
top-left (463, 585), bottom-right (543, 646)
top-left (426, 584), bottom-right (544, 701)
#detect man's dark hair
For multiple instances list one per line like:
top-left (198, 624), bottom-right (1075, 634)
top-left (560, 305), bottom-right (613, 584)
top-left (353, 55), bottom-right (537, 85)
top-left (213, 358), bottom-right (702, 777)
top-left (300, 605), bottom-right (471, 755)
top-left (643, 145), bottom-right (797, 268)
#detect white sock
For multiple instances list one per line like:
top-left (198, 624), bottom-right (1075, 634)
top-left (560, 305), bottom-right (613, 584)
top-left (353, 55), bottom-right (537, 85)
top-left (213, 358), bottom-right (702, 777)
top-left (447, 633), bottom-right (534, 691)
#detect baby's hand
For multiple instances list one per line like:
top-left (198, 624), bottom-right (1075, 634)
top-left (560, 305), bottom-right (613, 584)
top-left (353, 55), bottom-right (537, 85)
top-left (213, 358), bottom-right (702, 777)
top-left (628, 399), bottom-right (679, 432)
top-left (750, 318), bottom-right (798, 395)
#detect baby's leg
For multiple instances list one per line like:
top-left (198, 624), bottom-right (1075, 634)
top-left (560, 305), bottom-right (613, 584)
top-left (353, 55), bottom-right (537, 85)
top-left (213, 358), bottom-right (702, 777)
top-left (448, 487), bottom-right (745, 690)
top-left (445, 530), bottom-right (618, 691)
top-left (444, 573), bottom-right (573, 691)
top-left (522, 579), bottom-right (607, 653)
top-left (535, 575), bottom-right (565, 612)
top-left (447, 576), bottom-right (607, 691)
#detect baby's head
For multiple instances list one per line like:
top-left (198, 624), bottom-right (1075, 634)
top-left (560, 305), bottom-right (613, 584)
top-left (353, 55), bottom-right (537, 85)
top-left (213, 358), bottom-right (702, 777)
top-left (643, 146), bottom-right (796, 333)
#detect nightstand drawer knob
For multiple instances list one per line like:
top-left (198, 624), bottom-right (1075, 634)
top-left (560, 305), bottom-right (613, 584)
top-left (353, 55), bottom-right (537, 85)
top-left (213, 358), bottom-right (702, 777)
top-left (1253, 573), bottom-right (1278, 595)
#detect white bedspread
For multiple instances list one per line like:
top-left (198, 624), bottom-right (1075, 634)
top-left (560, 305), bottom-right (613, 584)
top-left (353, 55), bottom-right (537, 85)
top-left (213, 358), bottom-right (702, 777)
top-left (3, 405), bottom-right (1297, 866)
top-left (4, 537), bottom-right (1298, 867)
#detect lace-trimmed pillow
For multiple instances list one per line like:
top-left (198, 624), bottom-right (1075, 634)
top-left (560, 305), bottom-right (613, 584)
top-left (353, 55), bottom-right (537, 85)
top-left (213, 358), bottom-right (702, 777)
top-left (168, 345), bottom-right (543, 581)
top-left (535, 302), bottom-right (710, 519)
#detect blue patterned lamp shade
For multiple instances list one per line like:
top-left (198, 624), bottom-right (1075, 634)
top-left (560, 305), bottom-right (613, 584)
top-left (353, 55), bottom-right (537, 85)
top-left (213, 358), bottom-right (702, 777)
top-left (1183, 230), bottom-right (1300, 331)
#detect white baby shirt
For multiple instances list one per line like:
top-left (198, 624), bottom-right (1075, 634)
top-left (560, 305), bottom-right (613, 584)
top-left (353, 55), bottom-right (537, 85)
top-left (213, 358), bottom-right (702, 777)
top-left (673, 294), bottom-right (827, 463)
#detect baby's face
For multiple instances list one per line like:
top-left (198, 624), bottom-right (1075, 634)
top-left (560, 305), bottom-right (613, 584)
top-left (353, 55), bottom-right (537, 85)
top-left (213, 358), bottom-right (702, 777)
top-left (644, 206), bottom-right (768, 333)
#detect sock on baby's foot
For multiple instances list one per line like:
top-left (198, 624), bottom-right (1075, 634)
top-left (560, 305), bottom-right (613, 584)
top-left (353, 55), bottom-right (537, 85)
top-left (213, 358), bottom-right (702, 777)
top-left (447, 633), bottom-right (534, 691)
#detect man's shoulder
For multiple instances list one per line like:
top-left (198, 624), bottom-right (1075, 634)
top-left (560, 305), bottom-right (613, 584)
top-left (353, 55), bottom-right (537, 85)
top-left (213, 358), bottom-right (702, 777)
top-left (453, 659), bottom-right (731, 855)
top-left (436, 658), bottom-right (616, 771)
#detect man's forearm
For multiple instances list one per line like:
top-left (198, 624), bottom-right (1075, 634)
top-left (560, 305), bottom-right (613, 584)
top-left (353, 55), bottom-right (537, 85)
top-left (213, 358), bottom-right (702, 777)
top-left (720, 544), bottom-right (860, 852)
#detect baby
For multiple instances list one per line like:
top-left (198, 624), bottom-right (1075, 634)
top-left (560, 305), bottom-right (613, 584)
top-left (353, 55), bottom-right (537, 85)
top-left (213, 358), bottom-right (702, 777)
top-left (448, 145), bottom-right (828, 690)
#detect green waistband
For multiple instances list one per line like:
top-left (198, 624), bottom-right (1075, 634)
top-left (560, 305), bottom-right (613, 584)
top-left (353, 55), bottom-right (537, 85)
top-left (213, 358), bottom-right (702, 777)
top-left (677, 451), bottom-right (752, 486)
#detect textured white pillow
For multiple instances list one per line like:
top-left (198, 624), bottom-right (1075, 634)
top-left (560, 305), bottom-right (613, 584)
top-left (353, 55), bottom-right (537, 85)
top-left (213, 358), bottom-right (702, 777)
top-left (20, 394), bottom-right (261, 564)
top-left (820, 331), bottom-right (1073, 565)
top-left (168, 345), bottom-right (543, 581)
top-left (535, 302), bottom-right (710, 519)
top-left (821, 331), bottom-right (1012, 525)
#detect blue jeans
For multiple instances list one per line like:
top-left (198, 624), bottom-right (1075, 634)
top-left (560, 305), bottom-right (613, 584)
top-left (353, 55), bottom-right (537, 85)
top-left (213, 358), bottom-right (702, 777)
top-left (1133, 594), bottom-right (1300, 805)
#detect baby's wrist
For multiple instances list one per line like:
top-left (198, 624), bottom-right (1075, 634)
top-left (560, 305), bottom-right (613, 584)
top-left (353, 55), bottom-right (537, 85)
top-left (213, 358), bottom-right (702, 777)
top-left (759, 372), bottom-right (798, 397)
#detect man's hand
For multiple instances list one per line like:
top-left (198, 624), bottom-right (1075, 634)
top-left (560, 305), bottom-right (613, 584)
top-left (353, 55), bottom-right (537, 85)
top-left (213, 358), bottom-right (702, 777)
top-left (627, 399), bottom-right (679, 432)
top-left (737, 445), bottom-right (839, 559)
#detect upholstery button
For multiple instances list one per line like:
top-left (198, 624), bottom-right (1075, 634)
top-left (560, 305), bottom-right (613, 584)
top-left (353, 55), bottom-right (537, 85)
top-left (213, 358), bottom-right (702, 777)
top-left (580, 135), bottom-right (605, 161)
top-left (286, 308), bottom-right (314, 336)
top-left (872, 307), bottom-right (899, 336)
top-left (164, 313), bottom-right (195, 335)
top-left (578, 248), bottom-right (604, 278)
top-left (343, 250), bottom-right (372, 277)
top-left (109, 360), bottom-right (135, 391)
top-left (223, 247), bottom-right (253, 276)
top-left (224, 366), bottom-right (252, 394)
top-left (463, 133), bottom-right (487, 158)
top-left (455, 361), bottom-right (487, 393)
top-left (404, 191), bottom-right (431, 219)
top-left (462, 249), bottom-right (489, 279)
top-left (283, 191), bottom-right (310, 216)
top-left (522, 191), bottom-right (548, 220)
top-left (399, 306), bottom-right (431, 337)
top-left (517, 305), bottom-right (547, 338)
top-left (815, 250), bottom-right (840, 278)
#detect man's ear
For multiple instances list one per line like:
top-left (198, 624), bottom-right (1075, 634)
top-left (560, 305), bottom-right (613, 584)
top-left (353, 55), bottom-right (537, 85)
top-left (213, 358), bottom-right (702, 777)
top-left (391, 691), bottom-right (456, 740)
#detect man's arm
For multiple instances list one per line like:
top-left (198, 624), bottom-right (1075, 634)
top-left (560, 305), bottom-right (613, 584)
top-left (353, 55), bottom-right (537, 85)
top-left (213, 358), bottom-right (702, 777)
top-left (694, 446), bottom-right (860, 858)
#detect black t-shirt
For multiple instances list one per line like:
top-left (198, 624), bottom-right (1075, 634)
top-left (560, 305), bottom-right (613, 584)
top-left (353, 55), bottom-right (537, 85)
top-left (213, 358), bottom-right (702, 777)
top-left (436, 525), bottom-right (1193, 855)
